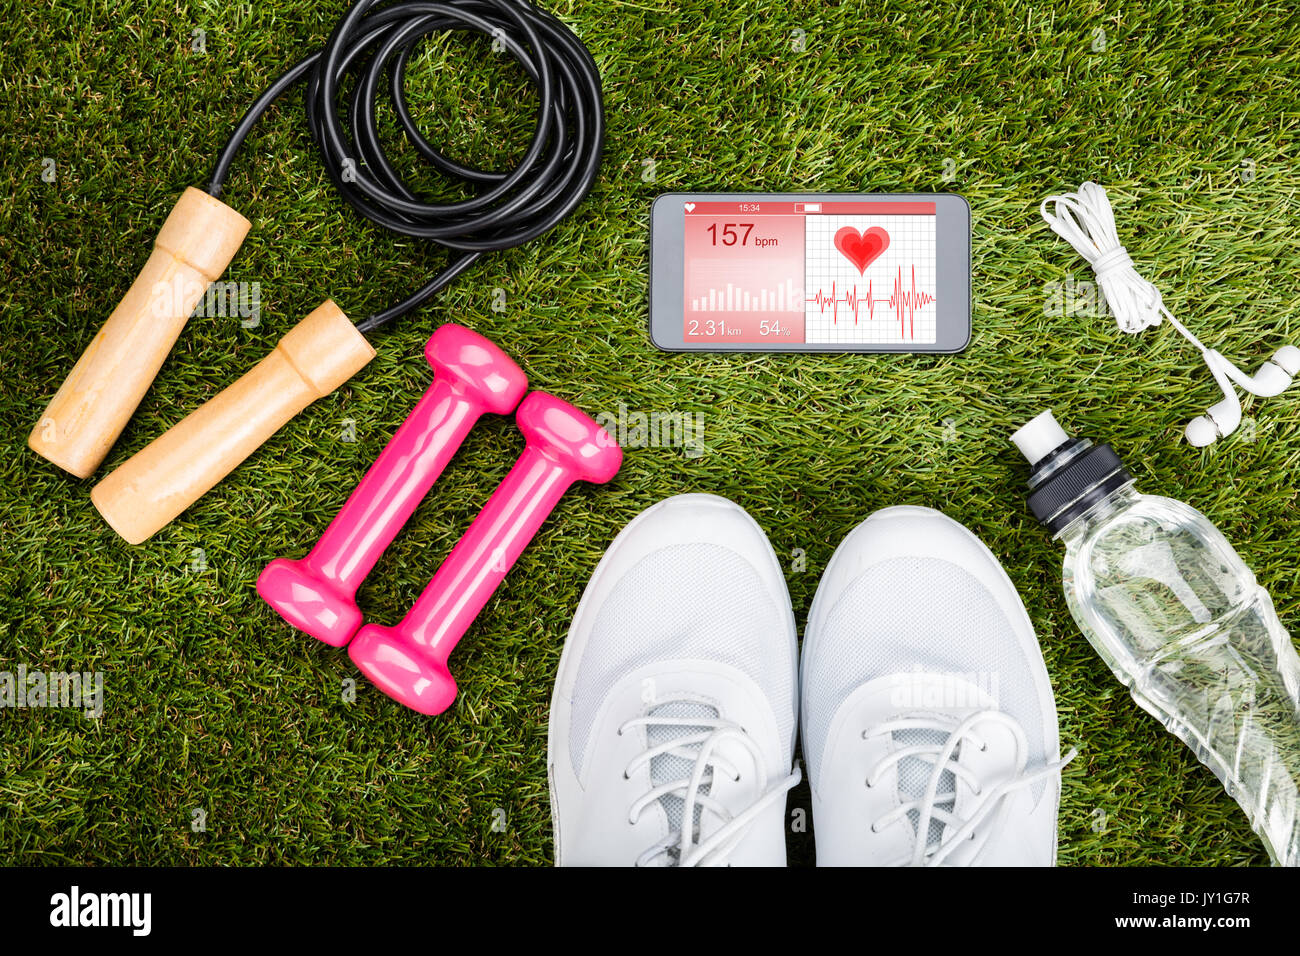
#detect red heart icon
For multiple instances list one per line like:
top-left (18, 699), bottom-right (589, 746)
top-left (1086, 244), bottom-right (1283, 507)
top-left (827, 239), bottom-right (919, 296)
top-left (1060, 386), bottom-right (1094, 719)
top-left (834, 226), bottom-right (890, 274)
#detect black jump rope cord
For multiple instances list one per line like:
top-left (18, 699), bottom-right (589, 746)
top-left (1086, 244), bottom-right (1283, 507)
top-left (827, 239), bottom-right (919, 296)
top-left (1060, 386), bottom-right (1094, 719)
top-left (205, 0), bottom-right (604, 334)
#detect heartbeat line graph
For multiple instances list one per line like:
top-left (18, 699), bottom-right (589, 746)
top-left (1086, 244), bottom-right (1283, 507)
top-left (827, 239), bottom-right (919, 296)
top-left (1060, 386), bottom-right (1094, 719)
top-left (806, 265), bottom-right (936, 338)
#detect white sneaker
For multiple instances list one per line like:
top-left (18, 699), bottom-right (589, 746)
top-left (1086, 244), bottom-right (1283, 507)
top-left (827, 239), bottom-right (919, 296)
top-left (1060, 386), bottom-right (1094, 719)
top-left (548, 494), bottom-right (800, 866)
top-left (801, 506), bottom-right (1072, 866)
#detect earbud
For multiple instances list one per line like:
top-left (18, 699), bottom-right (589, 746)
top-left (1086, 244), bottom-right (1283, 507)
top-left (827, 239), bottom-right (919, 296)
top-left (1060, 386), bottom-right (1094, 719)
top-left (1184, 415), bottom-right (1220, 448)
top-left (1273, 345), bottom-right (1300, 375)
top-left (1241, 345), bottom-right (1300, 397)
top-left (1185, 346), bottom-right (1300, 446)
top-left (1185, 352), bottom-right (1243, 447)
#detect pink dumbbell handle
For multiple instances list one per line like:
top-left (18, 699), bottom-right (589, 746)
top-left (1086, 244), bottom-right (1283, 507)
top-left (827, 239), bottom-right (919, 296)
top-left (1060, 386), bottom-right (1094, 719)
top-left (397, 447), bottom-right (573, 665)
top-left (304, 379), bottom-right (484, 594)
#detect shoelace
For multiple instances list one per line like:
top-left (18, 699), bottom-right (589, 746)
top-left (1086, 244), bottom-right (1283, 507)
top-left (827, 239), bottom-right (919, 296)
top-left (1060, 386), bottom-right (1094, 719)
top-left (620, 710), bottom-right (801, 867)
top-left (865, 709), bottom-right (1077, 867)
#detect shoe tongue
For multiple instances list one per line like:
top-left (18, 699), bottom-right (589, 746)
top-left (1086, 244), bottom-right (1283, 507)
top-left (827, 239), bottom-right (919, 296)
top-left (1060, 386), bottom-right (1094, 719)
top-left (646, 699), bottom-right (720, 860)
top-left (893, 727), bottom-right (959, 851)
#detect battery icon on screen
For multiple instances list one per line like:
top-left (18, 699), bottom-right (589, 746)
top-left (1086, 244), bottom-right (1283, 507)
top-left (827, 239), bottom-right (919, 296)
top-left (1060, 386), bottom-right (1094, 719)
top-left (795, 202), bottom-right (821, 213)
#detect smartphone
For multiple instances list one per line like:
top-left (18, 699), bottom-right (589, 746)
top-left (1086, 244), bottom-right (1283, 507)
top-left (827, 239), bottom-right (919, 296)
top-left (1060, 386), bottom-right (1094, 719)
top-left (649, 192), bottom-right (970, 353)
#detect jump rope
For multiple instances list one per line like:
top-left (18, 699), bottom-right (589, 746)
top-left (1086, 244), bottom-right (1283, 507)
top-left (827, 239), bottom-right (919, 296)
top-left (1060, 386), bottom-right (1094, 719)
top-left (209, 0), bottom-right (603, 335)
top-left (30, 0), bottom-right (605, 543)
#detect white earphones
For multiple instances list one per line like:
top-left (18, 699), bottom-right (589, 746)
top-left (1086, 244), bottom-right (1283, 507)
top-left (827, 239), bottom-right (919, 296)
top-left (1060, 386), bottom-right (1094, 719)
top-left (1040, 182), bottom-right (1298, 446)
top-left (1183, 346), bottom-right (1300, 446)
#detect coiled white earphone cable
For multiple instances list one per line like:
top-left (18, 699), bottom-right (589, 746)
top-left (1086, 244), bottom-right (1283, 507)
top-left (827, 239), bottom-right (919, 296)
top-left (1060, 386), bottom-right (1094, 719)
top-left (1039, 181), bottom-right (1299, 446)
top-left (1040, 182), bottom-right (1207, 346)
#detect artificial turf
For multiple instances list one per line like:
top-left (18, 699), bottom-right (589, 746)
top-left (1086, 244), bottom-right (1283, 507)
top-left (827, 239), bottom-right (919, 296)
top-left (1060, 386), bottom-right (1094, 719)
top-left (2, 0), bottom-right (1299, 866)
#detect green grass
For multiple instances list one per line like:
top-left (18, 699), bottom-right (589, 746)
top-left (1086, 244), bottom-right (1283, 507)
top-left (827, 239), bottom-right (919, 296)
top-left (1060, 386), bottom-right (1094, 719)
top-left (2, 0), bottom-right (1299, 866)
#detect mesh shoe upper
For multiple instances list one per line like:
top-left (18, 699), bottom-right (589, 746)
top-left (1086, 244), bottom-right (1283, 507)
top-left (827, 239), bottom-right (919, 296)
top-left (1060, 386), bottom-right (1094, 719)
top-left (570, 541), bottom-right (795, 777)
top-left (802, 553), bottom-right (1047, 787)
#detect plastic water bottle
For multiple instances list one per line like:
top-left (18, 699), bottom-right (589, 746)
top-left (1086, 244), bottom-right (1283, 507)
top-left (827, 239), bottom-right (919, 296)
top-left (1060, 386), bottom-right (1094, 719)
top-left (1012, 410), bottom-right (1300, 866)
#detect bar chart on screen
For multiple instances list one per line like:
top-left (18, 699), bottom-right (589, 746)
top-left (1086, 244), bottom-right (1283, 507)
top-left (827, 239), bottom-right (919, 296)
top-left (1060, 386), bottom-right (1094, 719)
top-left (689, 278), bottom-right (802, 313)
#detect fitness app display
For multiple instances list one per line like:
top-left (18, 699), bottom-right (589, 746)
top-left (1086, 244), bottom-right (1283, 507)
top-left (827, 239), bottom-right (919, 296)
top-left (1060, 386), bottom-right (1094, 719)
top-left (682, 200), bottom-right (938, 345)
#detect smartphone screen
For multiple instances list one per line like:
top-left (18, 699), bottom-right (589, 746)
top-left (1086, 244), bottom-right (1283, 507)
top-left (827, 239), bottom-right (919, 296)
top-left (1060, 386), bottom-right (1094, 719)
top-left (650, 193), bottom-right (969, 353)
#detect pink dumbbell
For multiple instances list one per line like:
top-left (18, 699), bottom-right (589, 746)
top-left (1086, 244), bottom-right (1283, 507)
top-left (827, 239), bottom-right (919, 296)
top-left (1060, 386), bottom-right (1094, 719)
top-left (348, 392), bottom-right (622, 715)
top-left (257, 325), bottom-right (527, 647)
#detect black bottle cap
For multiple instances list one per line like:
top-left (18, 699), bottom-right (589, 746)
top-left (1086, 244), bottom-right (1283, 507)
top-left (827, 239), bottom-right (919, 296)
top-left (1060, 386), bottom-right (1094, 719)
top-left (1012, 411), bottom-right (1133, 533)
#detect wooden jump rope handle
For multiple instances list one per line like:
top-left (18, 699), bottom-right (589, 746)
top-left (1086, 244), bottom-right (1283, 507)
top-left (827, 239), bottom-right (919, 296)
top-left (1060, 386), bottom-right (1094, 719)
top-left (29, 187), bottom-right (252, 478)
top-left (91, 301), bottom-right (376, 544)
